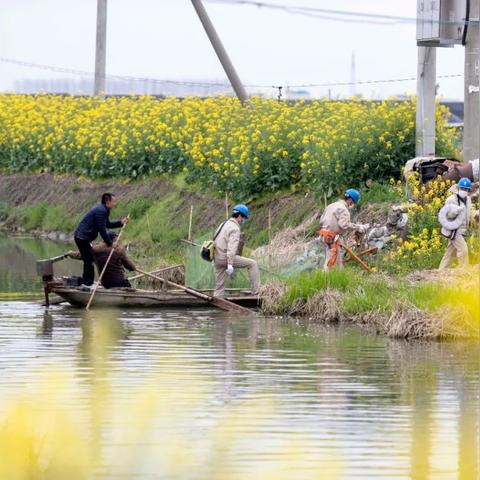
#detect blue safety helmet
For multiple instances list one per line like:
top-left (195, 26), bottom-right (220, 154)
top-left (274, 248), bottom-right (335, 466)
top-left (458, 177), bottom-right (472, 190)
top-left (345, 188), bottom-right (361, 204)
top-left (233, 204), bottom-right (250, 219)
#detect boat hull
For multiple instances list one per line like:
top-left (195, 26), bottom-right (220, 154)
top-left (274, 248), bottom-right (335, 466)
top-left (50, 285), bottom-right (261, 309)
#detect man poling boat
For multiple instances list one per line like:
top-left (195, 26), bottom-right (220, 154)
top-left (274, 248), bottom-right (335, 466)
top-left (73, 193), bottom-right (130, 287)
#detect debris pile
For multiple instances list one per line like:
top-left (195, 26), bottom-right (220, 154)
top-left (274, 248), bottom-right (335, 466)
top-left (252, 213), bottom-right (321, 273)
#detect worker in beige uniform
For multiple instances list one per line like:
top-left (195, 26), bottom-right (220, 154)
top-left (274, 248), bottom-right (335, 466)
top-left (213, 204), bottom-right (260, 297)
top-left (319, 188), bottom-right (369, 269)
top-left (438, 178), bottom-right (472, 270)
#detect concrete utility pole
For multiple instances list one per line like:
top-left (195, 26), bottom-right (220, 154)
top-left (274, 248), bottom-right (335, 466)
top-left (350, 51), bottom-right (356, 97)
top-left (416, 46), bottom-right (437, 156)
top-left (190, 0), bottom-right (248, 102)
top-left (463, 0), bottom-right (480, 161)
top-left (94, 0), bottom-right (108, 96)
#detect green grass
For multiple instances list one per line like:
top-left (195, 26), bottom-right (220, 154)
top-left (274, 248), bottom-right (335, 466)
top-left (114, 192), bottom-right (200, 264)
top-left (284, 268), bottom-right (354, 304)
top-left (283, 268), bottom-right (397, 315)
top-left (19, 202), bottom-right (48, 230)
top-left (0, 202), bottom-right (10, 222)
top-left (342, 279), bottom-right (395, 315)
top-left (361, 182), bottom-right (403, 205)
top-left (42, 205), bottom-right (80, 232)
top-left (281, 268), bottom-right (460, 317)
top-left (5, 203), bottom-right (79, 232)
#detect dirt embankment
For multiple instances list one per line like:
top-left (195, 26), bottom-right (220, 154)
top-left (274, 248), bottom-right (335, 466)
top-left (0, 173), bottom-right (212, 218)
top-left (0, 173), bottom-right (320, 248)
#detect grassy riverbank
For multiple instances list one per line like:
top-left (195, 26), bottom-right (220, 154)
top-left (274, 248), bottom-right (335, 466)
top-left (261, 267), bottom-right (479, 339)
top-left (1, 173), bottom-right (478, 340)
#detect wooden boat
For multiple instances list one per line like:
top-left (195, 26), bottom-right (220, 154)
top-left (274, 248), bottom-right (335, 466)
top-left (48, 280), bottom-right (261, 309)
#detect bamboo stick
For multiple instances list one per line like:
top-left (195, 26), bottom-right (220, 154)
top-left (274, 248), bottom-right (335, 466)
top-left (188, 205), bottom-right (194, 241)
top-left (128, 264), bottom-right (183, 281)
top-left (86, 214), bottom-right (129, 310)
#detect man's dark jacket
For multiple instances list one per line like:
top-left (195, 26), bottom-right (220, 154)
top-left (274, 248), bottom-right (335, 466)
top-left (74, 204), bottom-right (122, 246)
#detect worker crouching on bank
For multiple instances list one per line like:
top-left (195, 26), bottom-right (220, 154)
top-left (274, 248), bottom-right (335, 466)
top-left (319, 189), bottom-right (369, 270)
top-left (213, 204), bottom-right (260, 297)
top-left (438, 178), bottom-right (472, 270)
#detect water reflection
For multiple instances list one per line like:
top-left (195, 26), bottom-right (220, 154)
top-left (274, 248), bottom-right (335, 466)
top-left (0, 234), bottom-right (80, 294)
top-left (0, 301), bottom-right (477, 479)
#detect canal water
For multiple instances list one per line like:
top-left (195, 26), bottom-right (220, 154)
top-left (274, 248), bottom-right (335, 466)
top-left (0, 235), bottom-right (478, 479)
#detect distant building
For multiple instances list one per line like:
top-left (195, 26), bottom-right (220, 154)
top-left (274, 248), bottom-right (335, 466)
top-left (12, 77), bottom-right (234, 97)
top-left (286, 89), bottom-right (311, 100)
top-left (441, 101), bottom-right (463, 126)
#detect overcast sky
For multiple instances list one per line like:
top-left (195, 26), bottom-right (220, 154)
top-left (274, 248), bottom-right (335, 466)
top-left (0, 0), bottom-right (465, 99)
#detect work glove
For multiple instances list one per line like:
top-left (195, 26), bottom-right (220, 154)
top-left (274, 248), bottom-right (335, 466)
top-left (226, 264), bottom-right (234, 276)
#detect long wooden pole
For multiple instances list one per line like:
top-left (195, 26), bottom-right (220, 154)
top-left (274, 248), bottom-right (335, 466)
top-left (188, 205), bottom-right (193, 241)
top-left (86, 215), bottom-right (129, 310)
top-left (135, 269), bottom-right (255, 315)
top-left (268, 207), bottom-right (272, 271)
top-left (268, 208), bottom-right (272, 243)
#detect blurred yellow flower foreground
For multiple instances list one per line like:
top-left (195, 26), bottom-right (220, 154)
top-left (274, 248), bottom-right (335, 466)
top-left (0, 315), bottom-right (343, 480)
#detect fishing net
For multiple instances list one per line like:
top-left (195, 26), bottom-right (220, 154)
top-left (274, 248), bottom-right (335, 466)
top-left (184, 236), bottom-right (250, 290)
top-left (252, 213), bottom-right (325, 276)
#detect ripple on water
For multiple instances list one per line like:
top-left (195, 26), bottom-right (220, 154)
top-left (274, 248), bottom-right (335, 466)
top-left (0, 301), bottom-right (478, 479)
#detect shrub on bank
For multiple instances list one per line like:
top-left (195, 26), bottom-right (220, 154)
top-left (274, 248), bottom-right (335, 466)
top-left (0, 95), bottom-right (457, 197)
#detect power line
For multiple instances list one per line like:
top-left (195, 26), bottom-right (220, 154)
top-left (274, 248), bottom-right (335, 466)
top-left (288, 73), bottom-right (463, 89)
top-left (206, 0), bottom-right (413, 25)
top-left (0, 56), bottom-right (463, 92)
top-left (205, 0), bottom-right (477, 27)
top-left (0, 57), bottom-right (232, 88)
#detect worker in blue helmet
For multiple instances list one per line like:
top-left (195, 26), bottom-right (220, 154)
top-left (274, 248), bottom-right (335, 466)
top-left (438, 178), bottom-right (472, 270)
top-left (318, 189), bottom-right (369, 269)
top-left (212, 204), bottom-right (260, 297)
